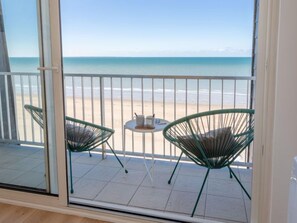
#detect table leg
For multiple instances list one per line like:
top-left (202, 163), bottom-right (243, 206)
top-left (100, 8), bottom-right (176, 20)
top-left (152, 132), bottom-right (155, 182)
top-left (143, 133), bottom-right (153, 182)
top-left (122, 127), bottom-right (127, 172)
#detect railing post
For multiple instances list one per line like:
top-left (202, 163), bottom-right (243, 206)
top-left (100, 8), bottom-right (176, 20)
top-left (247, 78), bottom-right (255, 164)
top-left (65, 74), bottom-right (255, 164)
top-left (0, 2), bottom-right (17, 141)
top-left (100, 76), bottom-right (106, 159)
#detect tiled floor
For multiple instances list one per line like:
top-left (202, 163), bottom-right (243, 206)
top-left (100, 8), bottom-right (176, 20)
top-left (0, 144), bottom-right (252, 223)
top-left (70, 152), bottom-right (252, 223)
top-left (0, 144), bottom-right (46, 188)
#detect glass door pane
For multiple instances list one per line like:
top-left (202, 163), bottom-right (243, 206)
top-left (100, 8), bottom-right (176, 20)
top-left (0, 0), bottom-right (58, 194)
top-left (60, 1), bottom-right (255, 222)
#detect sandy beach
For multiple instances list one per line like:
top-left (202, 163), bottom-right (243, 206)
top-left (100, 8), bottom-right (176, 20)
top-left (14, 94), bottom-right (249, 162)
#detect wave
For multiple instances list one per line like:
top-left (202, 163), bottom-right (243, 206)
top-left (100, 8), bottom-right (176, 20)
top-left (14, 84), bottom-right (248, 97)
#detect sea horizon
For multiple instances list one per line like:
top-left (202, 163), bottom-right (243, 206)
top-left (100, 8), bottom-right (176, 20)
top-left (9, 56), bottom-right (252, 77)
top-left (9, 56), bottom-right (252, 58)
top-left (10, 56), bottom-right (252, 107)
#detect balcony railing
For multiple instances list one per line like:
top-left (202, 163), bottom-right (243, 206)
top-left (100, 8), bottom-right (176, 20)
top-left (0, 72), bottom-right (255, 163)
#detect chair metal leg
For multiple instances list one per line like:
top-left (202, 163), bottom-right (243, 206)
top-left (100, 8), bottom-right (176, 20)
top-left (68, 150), bottom-right (74, 193)
top-left (106, 141), bottom-right (128, 173)
top-left (229, 168), bottom-right (233, 178)
top-left (89, 151), bottom-right (92, 157)
top-left (168, 152), bottom-right (183, 184)
top-left (191, 168), bottom-right (210, 217)
top-left (228, 166), bottom-right (251, 199)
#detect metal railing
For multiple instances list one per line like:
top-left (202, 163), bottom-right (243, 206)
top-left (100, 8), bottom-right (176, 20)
top-left (0, 72), bottom-right (43, 145)
top-left (0, 72), bottom-right (255, 162)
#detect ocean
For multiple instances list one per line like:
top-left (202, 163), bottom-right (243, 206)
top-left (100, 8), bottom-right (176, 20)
top-left (10, 57), bottom-right (251, 76)
top-left (9, 57), bottom-right (252, 106)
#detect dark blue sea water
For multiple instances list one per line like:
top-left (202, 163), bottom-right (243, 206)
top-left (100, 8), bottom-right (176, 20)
top-left (10, 57), bottom-right (251, 76)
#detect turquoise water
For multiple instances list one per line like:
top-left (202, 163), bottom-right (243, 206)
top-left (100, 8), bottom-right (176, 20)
top-left (10, 57), bottom-right (252, 106)
top-left (10, 57), bottom-right (251, 76)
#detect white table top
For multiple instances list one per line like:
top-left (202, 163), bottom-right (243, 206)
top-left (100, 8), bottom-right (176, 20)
top-left (124, 118), bottom-right (170, 133)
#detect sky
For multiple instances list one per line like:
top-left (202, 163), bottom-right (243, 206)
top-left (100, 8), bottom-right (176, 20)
top-left (2, 0), bottom-right (254, 57)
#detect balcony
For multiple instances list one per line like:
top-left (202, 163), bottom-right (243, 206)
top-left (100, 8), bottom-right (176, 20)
top-left (0, 144), bottom-right (252, 222)
top-left (0, 72), bottom-right (255, 222)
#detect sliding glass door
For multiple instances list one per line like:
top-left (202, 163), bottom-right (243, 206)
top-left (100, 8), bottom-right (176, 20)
top-left (0, 0), bottom-right (61, 194)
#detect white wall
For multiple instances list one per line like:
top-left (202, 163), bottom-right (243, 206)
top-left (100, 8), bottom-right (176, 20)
top-left (270, 0), bottom-right (297, 222)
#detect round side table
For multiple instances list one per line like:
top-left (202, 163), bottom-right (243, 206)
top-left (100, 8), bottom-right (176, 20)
top-left (123, 118), bottom-right (170, 182)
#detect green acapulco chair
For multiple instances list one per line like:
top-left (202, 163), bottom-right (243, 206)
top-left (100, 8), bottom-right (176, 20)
top-left (163, 109), bottom-right (254, 217)
top-left (24, 104), bottom-right (128, 193)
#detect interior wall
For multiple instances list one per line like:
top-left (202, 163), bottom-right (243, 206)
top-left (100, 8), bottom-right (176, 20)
top-left (270, 0), bottom-right (297, 222)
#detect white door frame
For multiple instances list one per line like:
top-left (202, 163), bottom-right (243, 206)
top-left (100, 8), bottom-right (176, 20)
top-left (0, 0), bottom-right (67, 204)
top-left (0, 0), bottom-right (280, 222)
top-left (251, 0), bottom-right (280, 222)
top-left (43, 0), bottom-right (68, 205)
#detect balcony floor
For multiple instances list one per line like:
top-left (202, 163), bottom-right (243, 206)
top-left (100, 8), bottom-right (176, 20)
top-left (0, 144), bottom-right (252, 223)
top-left (70, 152), bottom-right (252, 223)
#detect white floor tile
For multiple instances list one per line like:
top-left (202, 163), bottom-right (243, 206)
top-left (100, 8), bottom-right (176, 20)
top-left (207, 178), bottom-right (243, 198)
top-left (244, 199), bottom-right (251, 223)
top-left (173, 174), bottom-right (208, 193)
top-left (126, 158), bottom-right (153, 171)
top-left (242, 181), bottom-right (252, 200)
top-left (72, 177), bottom-right (80, 184)
top-left (68, 152), bottom-right (83, 161)
top-left (111, 169), bottom-right (146, 185)
top-left (9, 171), bottom-right (45, 189)
top-left (71, 163), bottom-right (94, 178)
top-left (29, 150), bottom-right (45, 159)
top-left (6, 157), bottom-right (43, 171)
top-left (37, 180), bottom-right (46, 189)
top-left (98, 155), bottom-right (127, 168)
top-left (166, 190), bottom-right (206, 216)
top-left (74, 152), bottom-right (102, 165)
top-left (6, 147), bottom-right (41, 157)
top-left (129, 186), bottom-right (171, 210)
top-left (31, 163), bottom-right (45, 174)
top-left (0, 169), bottom-right (25, 184)
top-left (208, 167), bottom-right (239, 180)
top-left (141, 171), bottom-right (176, 189)
top-left (0, 154), bottom-right (24, 166)
top-left (238, 169), bottom-right (253, 182)
top-left (179, 162), bottom-right (207, 177)
top-left (71, 178), bottom-right (107, 199)
top-left (205, 195), bottom-right (247, 222)
top-left (84, 165), bottom-right (120, 181)
top-left (95, 182), bottom-right (138, 205)
top-left (153, 160), bottom-right (181, 173)
top-left (0, 144), bottom-right (253, 223)
top-left (0, 147), bottom-right (15, 155)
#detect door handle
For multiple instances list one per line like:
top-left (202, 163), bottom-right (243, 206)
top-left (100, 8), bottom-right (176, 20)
top-left (37, 66), bottom-right (58, 71)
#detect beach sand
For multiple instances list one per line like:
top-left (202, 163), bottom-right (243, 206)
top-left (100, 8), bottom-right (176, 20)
top-left (16, 96), bottom-right (249, 160)
top-left (15, 95), bottom-right (247, 161)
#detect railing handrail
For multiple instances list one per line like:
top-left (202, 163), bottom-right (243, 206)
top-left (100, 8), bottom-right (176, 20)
top-left (64, 73), bottom-right (255, 80)
top-left (0, 72), bottom-right (39, 76)
top-left (0, 71), bottom-right (256, 80)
